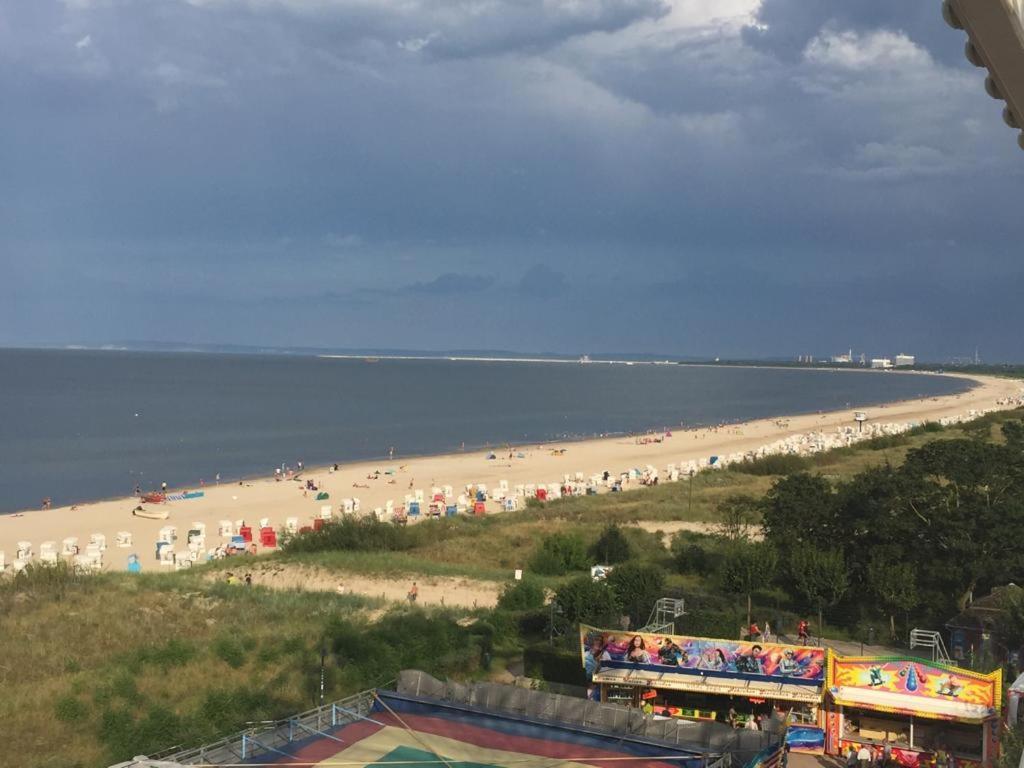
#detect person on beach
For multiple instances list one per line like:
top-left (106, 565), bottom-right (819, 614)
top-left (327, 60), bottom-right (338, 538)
top-left (161, 481), bottom-right (167, 493)
top-left (407, 582), bottom-right (418, 603)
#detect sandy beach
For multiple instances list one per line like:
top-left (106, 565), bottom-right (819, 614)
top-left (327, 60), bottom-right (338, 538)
top-left (1, 371), bottom-right (1020, 573)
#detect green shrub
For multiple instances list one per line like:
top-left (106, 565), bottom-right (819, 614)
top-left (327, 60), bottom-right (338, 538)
top-left (554, 576), bottom-right (620, 626)
top-left (733, 454), bottom-right (809, 476)
top-left (130, 638), bottom-right (196, 671)
top-left (497, 579), bottom-right (546, 611)
top-left (283, 515), bottom-right (412, 554)
top-left (523, 646), bottom-right (587, 686)
top-left (529, 533), bottom-right (590, 576)
top-left (55, 695), bottom-right (88, 723)
top-left (213, 635), bottom-right (247, 669)
top-left (588, 524), bottom-right (633, 564)
top-left (672, 539), bottom-right (712, 575)
top-left (606, 562), bottom-right (666, 628)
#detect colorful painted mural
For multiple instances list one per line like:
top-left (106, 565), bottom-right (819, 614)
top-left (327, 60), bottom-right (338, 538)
top-left (828, 657), bottom-right (1000, 709)
top-left (580, 625), bottom-right (826, 683)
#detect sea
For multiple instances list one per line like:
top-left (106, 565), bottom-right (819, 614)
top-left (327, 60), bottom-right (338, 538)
top-left (0, 349), bottom-right (971, 514)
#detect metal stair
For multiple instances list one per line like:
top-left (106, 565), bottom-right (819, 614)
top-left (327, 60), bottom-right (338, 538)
top-left (909, 628), bottom-right (952, 664)
top-left (638, 597), bottom-right (687, 634)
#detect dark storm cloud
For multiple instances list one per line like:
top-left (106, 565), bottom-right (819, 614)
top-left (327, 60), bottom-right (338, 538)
top-left (1, 0), bottom-right (1023, 360)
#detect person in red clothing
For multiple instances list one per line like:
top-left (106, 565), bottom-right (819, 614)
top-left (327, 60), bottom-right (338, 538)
top-left (797, 619), bottom-right (810, 645)
top-left (748, 622), bottom-right (762, 641)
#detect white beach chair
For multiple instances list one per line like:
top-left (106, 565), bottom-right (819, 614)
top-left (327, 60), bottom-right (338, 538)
top-left (40, 541), bottom-right (59, 564)
top-left (319, 506), bottom-right (332, 521)
top-left (61, 537), bottom-right (79, 556)
top-left (174, 552), bottom-right (192, 570)
top-left (218, 519), bottom-right (233, 537)
top-left (285, 517), bottom-right (299, 533)
top-left (90, 533), bottom-right (107, 551)
top-left (73, 553), bottom-right (92, 571)
top-left (515, 484), bottom-right (525, 497)
top-left (442, 485), bottom-right (453, 498)
top-left (191, 522), bottom-right (207, 537)
top-left (352, 498), bottom-right (361, 513)
top-left (159, 547), bottom-right (176, 567)
top-left (343, 498), bottom-right (355, 514)
top-left (233, 519), bottom-right (245, 534)
top-left (158, 526), bottom-right (176, 544)
top-left (259, 517), bottom-right (271, 529)
top-left (503, 497), bottom-right (518, 512)
top-left (85, 544), bottom-right (103, 569)
top-left (414, 489), bottom-right (425, 503)
top-left (13, 558), bottom-right (29, 574)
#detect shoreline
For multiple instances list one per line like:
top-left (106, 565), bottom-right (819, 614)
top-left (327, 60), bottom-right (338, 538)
top-left (1, 371), bottom-right (1020, 572)
top-left (0, 367), bottom-right (976, 518)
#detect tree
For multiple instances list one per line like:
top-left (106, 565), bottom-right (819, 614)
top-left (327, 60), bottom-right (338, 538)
top-left (719, 542), bottom-right (778, 629)
top-left (761, 473), bottom-right (837, 564)
top-left (588, 524), bottom-right (633, 564)
top-left (901, 439), bottom-right (1024, 610)
top-left (714, 495), bottom-right (759, 543)
top-left (866, 558), bottom-right (918, 641)
top-left (788, 548), bottom-right (849, 637)
top-left (606, 562), bottom-right (666, 629)
top-left (554, 577), bottom-right (621, 626)
top-left (995, 587), bottom-right (1024, 657)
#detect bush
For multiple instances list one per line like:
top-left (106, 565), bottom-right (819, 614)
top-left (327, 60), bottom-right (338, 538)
top-left (733, 454), bottom-right (809, 476)
top-left (554, 576), bottom-right (620, 626)
top-left (606, 562), bottom-right (666, 628)
top-left (213, 635), bottom-right (248, 669)
top-left (282, 515), bottom-right (412, 554)
top-left (523, 646), bottom-right (588, 686)
top-left (528, 533), bottom-right (590, 576)
top-left (129, 638), bottom-right (196, 671)
top-left (497, 579), bottom-right (546, 611)
top-left (55, 695), bottom-right (88, 723)
top-left (672, 537), bottom-right (712, 575)
top-left (588, 524), bottom-right (633, 564)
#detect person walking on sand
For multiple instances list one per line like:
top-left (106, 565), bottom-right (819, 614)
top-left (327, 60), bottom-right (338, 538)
top-left (407, 582), bottom-right (419, 604)
top-left (161, 481), bottom-right (168, 493)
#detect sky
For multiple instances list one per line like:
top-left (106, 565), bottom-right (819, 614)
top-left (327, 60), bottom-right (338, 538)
top-left (1, 0), bottom-right (1022, 361)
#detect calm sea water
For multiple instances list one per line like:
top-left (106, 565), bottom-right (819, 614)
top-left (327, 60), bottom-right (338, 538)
top-left (0, 349), bottom-right (970, 513)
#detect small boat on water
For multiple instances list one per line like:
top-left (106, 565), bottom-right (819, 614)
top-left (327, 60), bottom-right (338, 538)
top-left (364, 357), bottom-right (380, 363)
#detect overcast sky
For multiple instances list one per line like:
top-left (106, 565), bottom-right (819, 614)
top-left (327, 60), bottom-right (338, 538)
top-left (2, 0), bottom-right (1021, 360)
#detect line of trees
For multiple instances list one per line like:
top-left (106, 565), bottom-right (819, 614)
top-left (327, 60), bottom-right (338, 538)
top-left (739, 419), bottom-right (1024, 643)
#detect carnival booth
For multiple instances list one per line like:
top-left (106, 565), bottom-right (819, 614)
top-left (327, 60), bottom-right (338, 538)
top-left (580, 625), bottom-right (828, 751)
top-left (824, 655), bottom-right (1002, 767)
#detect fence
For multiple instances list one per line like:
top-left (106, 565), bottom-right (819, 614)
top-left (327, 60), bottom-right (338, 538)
top-left (152, 689), bottom-right (380, 766)
top-left (397, 671), bottom-right (776, 766)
